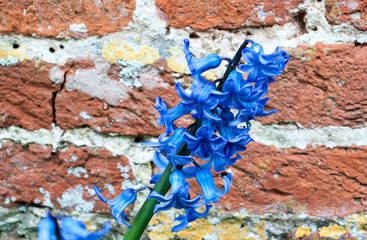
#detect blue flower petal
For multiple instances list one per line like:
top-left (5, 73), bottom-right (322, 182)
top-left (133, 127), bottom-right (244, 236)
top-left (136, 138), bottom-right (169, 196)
top-left (93, 186), bottom-right (139, 228)
top-left (152, 151), bottom-right (169, 170)
top-left (171, 205), bottom-right (212, 232)
top-left (155, 96), bottom-right (191, 134)
top-left (170, 170), bottom-right (185, 195)
top-left (150, 172), bottom-right (163, 184)
top-left (37, 213), bottom-right (58, 240)
top-left (196, 168), bottom-right (232, 204)
top-left (239, 42), bottom-right (289, 82)
top-left (184, 39), bottom-right (221, 86)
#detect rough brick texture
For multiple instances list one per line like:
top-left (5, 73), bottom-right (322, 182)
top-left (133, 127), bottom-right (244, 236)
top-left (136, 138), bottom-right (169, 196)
top-left (55, 57), bottom-right (192, 135)
top-left (0, 60), bottom-right (64, 130)
top-left (222, 142), bottom-right (367, 218)
top-left (156, 0), bottom-right (304, 30)
top-left (3, 139), bottom-right (365, 219)
top-left (325, 0), bottom-right (367, 31)
top-left (262, 43), bottom-right (367, 128)
top-left (0, 0), bottom-right (135, 38)
top-left (2, 43), bottom-right (366, 134)
top-left (0, 141), bottom-right (133, 213)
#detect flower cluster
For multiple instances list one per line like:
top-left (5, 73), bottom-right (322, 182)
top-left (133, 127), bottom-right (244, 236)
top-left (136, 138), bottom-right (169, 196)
top-left (44, 38), bottom-right (288, 237)
top-left (140, 39), bottom-right (288, 230)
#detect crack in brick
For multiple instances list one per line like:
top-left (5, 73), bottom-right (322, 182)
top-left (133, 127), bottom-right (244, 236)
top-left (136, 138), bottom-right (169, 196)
top-left (51, 61), bottom-right (74, 125)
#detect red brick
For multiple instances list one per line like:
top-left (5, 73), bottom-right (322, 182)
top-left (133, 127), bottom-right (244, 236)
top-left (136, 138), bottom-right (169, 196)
top-left (287, 231), bottom-right (358, 240)
top-left (216, 142), bottom-right (367, 217)
top-left (0, 60), bottom-right (65, 130)
top-left (0, 0), bottom-right (135, 38)
top-left (156, 0), bottom-right (304, 30)
top-left (0, 141), bottom-right (134, 213)
top-left (325, 0), bottom-right (367, 31)
top-left (262, 43), bottom-right (367, 128)
top-left (55, 57), bottom-right (192, 135)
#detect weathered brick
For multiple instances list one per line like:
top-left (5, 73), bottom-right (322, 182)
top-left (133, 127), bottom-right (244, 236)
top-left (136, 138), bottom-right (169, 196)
top-left (325, 0), bottom-right (367, 31)
top-left (0, 60), bottom-right (65, 130)
top-left (0, 141), bottom-right (133, 213)
top-left (261, 43), bottom-right (367, 128)
top-left (0, 0), bottom-right (135, 38)
top-left (55, 57), bottom-right (192, 135)
top-left (2, 43), bottom-right (366, 134)
top-left (214, 142), bottom-right (367, 217)
top-left (156, 0), bottom-right (304, 30)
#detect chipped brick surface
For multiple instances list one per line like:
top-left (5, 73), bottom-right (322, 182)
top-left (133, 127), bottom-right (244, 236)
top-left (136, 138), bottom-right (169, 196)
top-left (156, 0), bottom-right (304, 30)
top-left (325, 0), bottom-right (367, 31)
top-left (0, 0), bottom-right (135, 38)
top-left (262, 43), bottom-right (367, 128)
top-left (215, 142), bottom-right (367, 218)
top-left (0, 141), bottom-right (133, 213)
top-left (0, 60), bottom-right (65, 130)
top-left (55, 57), bottom-right (192, 135)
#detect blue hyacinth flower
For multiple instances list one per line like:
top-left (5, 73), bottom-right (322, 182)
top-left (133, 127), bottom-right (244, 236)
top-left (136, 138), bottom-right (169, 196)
top-left (172, 205), bottom-right (213, 232)
top-left (37, 212), bottom-right (58, 240)
top-left (230, 97), bottom-right (278, 127)
top-left (196, 168), bottom-right (232, 204)
top-left (149, 170), bottom-right (203, 213)
top-left (142, 127), bottom-right (186, 155)
top-left (176, 81), bottom-right (223, 122)
top-left (184, 39), bottom-right (222, 86)
top-left (216, 108), bottom-right (253, 158)
top-left (214, 70), bottom-right (266, 110)
top-left (93, 186), bottom-right (148, 228)
top-left (155, 96), bottom-right (191, 135)
top-left (239, 43), bottom-right (289, 82)
top-left (183, 121), bottom-right (226, 160)
top-left (148, 151), bottom-right (206, 184)
top-left (60, 218), bottom-right (111, 240)
top-left (149, 151), bottom-right (193, 184)
top-left (142, 128), bottom-right (192, 167)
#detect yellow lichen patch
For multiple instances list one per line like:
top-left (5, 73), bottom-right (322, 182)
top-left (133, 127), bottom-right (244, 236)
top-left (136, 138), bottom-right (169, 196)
top-left (101, 40), bottom-right (135, 63)
top-left (177, 218), bottom-right (214, 240)
top-left (102, 41), bottom-right (160, 65)
top-left (148, 213), bottom-right (176, 240)
top-left (318, 225), bottom-right (347, 239)
top-left (347, 214), bottom-right (367, 231)
top-left (148, 224), bottom-right (175, 240)
top-left (217, 222), bottom-right (259, 240)
top-left (0, 42), bottom-right (28, 62)
top-left (255, 220), bottom-right (266, 236)
top-left (295, 227), bottom-right (311, 238)
top-left (134, 46), bottom-right (160, 65)
top-left (167, 45), bottom-right (186, 73)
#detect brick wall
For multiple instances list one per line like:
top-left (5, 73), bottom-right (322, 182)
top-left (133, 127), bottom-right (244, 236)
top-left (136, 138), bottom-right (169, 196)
top-left (0, 0), bottom-right (366, 239)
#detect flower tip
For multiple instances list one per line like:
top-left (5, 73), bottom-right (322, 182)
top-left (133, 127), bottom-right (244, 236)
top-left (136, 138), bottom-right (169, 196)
top-left (93, 185), bottom-right (110, 204)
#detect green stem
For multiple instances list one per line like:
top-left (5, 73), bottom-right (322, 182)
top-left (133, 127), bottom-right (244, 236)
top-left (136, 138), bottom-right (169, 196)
top-left (122, 163), bottom-right (173, 240)
top-left (123, 39), bottom-right (250, 240)
top-left (217, 39), bottom-right (250, 92)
